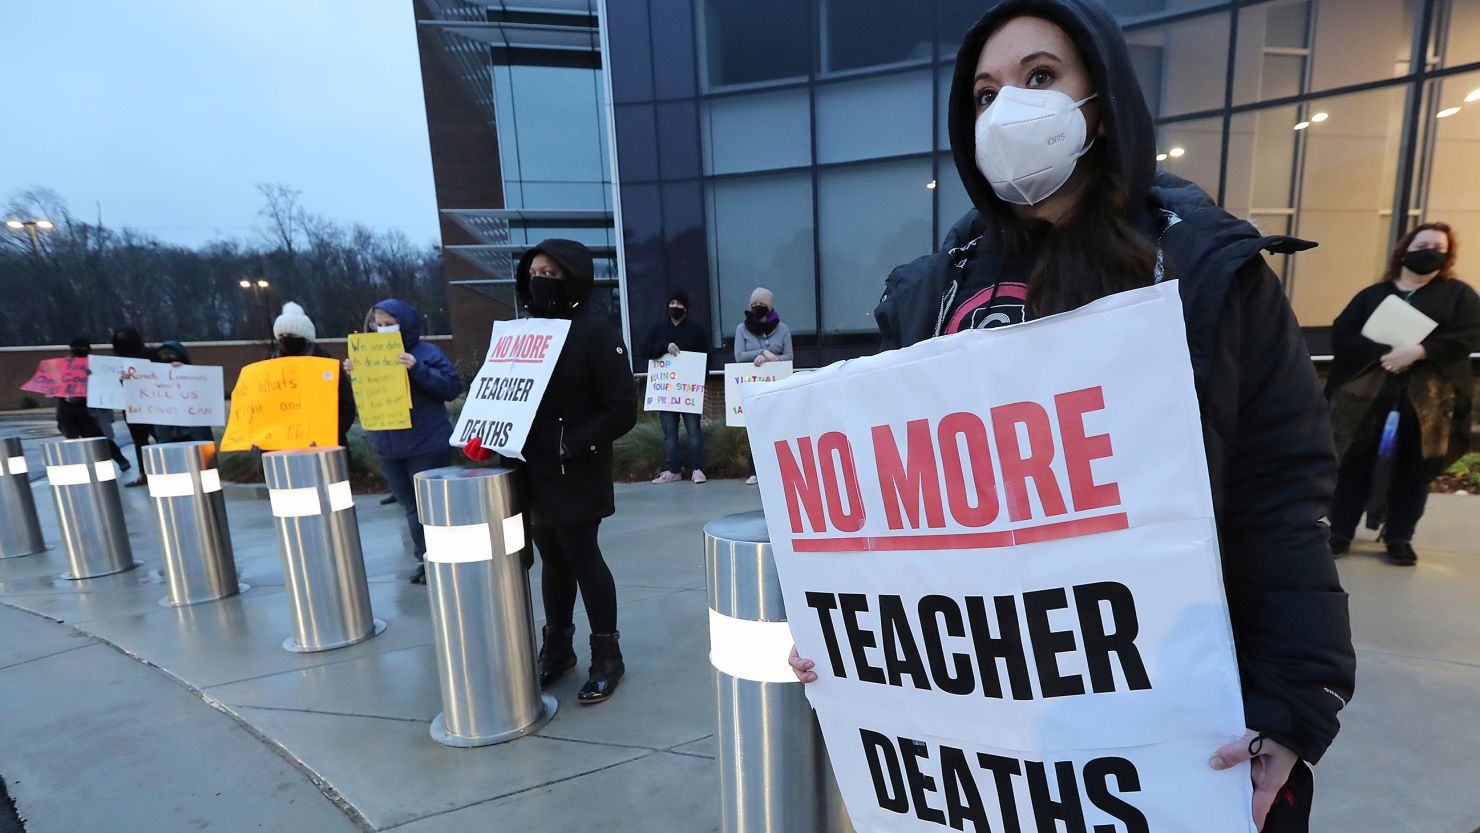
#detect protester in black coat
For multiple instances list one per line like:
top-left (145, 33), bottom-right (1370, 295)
top-left (795, 3), bottom-right (1353, 830)
top-left (151, 341), bottom-right (216, 446)
top-left (111, 326), bottom-right (156, 485)
top-left (508, 238), bottom-right (636, 704)
top-left (56, 336), bottom-right (131, 469)
top-left (642, 290), bottom-right (710, 483)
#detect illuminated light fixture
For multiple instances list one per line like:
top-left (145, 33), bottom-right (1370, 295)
top-left (1168, 147), bottom-right (1186, 158)
top-left (1437, 106), bottom-right (1462, 119)
top-left (34, 219), bottom-right (54, 230)
top-left (239, 280), bottom-right (252, 288)
top-left (200, 468), bottom-right (222, 493)
top-left (708, 608), bottom-right (799, 683)
top-left (93, 460), bottom-right (117, 482)
top-left (4, 219), bottom-right (22, 230)
top-left (269, 486), bottom-right (321, 518)
top-left (148, 472), bottom-right (196, 498)
top-left (6, 456), bottom-right (25, 475)
top-left (1466, 89), bottom-right (1480, 103)
top-left (424, 522), bottom-right (494, 564)
top-left (1156, 153), bottom-right (1169, 161)
top-left (1293, 121), bottom-right (1311, 131)
top-left (47, 464), bottom-right (91, 486)
top-left (502, 513), bottom-right (526, 555)
top-left (256, 279), bottom-right (270, 288)
top-left (327, 480), bottom-right (355, 512)
top-left (1310, 112), bottom-right (1329, 123)
top-left (926, 179), bottom-right (937, 190)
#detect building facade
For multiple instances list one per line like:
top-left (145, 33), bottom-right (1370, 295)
top-left (418, 0), bottom-right (1480, 363)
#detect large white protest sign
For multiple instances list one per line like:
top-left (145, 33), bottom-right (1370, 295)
top-left (644, 351), bottom-right (707, 414)
top-left (723, 361), bottom-right (793, 427)
top-left (122, 363), bottom-right (226, 427)
top-left (451, 317), bottom-right (570, 460)
top-left (86, 355), bottom-right (142, 410)
top-left (742, 282), bottom-right (1254, 833)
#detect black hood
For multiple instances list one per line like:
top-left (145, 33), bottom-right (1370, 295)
top-left (111, 327), bottom-right (149, 359)
top-left (948, 0), bottom-right (1157, 224)
top-left (156, 340), bottom-right (192, 364)
top-left (516, 239), bottom-right (595, 316)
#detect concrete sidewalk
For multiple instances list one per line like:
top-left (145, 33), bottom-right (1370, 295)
top-left (0, 452), bottom-right (1477, 831)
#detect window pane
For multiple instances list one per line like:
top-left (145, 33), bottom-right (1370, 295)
top-left (705, 173), bottom-right (818, 336)
top-left (935, 155), bottom-right (975, 237)
top-left (699, 0), bottom-right (810, 89)
top-left (819, 158), bottom-right (934, 333)
top-left (821, 0), bottom-right (933, 74)
top-left (1155, 116), bottom-right (1223, 199)
top-left (816, 70), bottom-right (933, 164)
top-left (493, 65), bottom-right (611, 210)
top-left (1123, 13), bottom-right (1231, 118)
top-left (1106, 0), bottom-right (1229, 21)
top-left (1233, 0), bottom-right (1417, 105)
top-left (1442, 1), bottom-right (1480, 68)
top-left (1421, 71), bottom-right (1480, 244)
top-left (701, 89), bottom-right (811, 175)
top-left (1226, 88), bottom-right (1406, 325)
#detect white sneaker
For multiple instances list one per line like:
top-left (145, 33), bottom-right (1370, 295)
top-left (652, 471), bottom-right (681, 484)
top-left (691, 469), bottom-right (708, 484)
top-left (745, 475), bottom-right (759, 485)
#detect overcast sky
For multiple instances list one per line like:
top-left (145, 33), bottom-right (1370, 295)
top-left (0, 1), bottom-right (440, 249)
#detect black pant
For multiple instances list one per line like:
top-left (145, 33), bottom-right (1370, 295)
top-left (1329, 404), bottom-right (1433, 544)
top-left (127, 423), bottom-right (152, 475)
top-left (530, 522), bottom-right (617, 634)
top-left (56, 402), bottom-right (128, 466)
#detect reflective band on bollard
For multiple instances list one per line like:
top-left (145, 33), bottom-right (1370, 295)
top-left (42, 437), bottom-right (136, 580)
top-left (144, 441), bottom-right (247, 607)
top-left (705, 511), bottom-right (854, 833)
top-left (415, 466), bottom-right (556, 748)
top-left (263, 447), bottom-right (384, 653)
top-left (0, 436), bottom-right (45, 558)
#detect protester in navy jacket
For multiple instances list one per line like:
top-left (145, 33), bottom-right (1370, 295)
top-left (343, 298), bottom-right (462, 584)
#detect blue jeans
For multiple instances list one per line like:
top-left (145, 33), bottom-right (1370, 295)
top-left (379, 448), bottom-right (452, 560)
top-left (660, 411), bottom-right (704, 473)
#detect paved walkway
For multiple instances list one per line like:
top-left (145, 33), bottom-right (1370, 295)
top-left (0, 428), bottom-right (1477, 831)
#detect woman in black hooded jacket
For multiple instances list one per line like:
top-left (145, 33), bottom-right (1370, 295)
top-left (469, 239), bottom-right (637, 704)
top-left (110, 327), bottom-right (156, 486)
top-left (791, 2), bottom-right (1354, 829)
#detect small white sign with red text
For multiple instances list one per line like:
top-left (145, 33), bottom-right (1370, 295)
top-left (452, 317), bottom-right (570, 460)
top-left (741, 282), bottom-right (1254, 833)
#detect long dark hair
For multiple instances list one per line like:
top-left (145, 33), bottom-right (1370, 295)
top-left (1381, 221), bottom-right (1458, 283)
top-left (991, 147), bottom-right (1159, 317)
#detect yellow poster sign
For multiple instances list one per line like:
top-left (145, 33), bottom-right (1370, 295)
top-left (347, 332), bottom-right (412, 431)
top-left (220, 357), bottom-right (341, 452)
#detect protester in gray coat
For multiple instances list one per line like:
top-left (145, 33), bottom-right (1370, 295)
top-left (733, 287), bottom-right (793, 366)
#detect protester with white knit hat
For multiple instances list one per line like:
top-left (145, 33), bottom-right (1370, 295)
top-left (268, 301), bottom-right (355, 445)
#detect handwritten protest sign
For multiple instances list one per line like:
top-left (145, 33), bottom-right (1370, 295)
top-left (347, 332), bottom-right (412, 431)
top-left (742, 283), bottom-right (1253, 833)
top-left (644, 351), bottom-right (706, 414)
top-left (21, 357), bottom-right (88, 399)
top-left (121, 363), bottom-right (225, 427)
top-left (451, 318), bottom-right (570, 459)
top-left (220, 357), bottom-right (340, 451)
top-left (86, 355), bottom-right (144, 410)
top-left (722, 361), bottom-right (792, 427)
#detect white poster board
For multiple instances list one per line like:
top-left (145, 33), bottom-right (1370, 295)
top-left (644, 351), bottom-right (707, 414)
top-left (723, 361), bottom-right (793, 427)
top-left (122, 363), bottom-right (226, 427)
top-left (451, 317), bottom-right (570, 460)
top-left (741, 282), bottom-right (1254, 833)
top-left (1361, 294), bottom-right (1438, 348)
top-left (86, 355), bottom-right (143, 410)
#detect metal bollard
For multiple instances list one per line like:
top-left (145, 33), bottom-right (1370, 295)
top-left (0, 436), bottom-right (45, 558)
top-left (705, 511), bottom-right (853, 833)
top-left (145, 441), bottom-right (247, 607)
top-left (263, 447), bottom-right (384, 653)
top-left (415, 466), bottom-right (556, 747)
top-left (42, 437), bottom-right (136, 580)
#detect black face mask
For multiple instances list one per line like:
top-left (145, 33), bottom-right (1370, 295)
top-left (1402, 248), bottom-right (1447, 277)
top-left (669, 306), bottom-right (686, 322)
top-left (70, 347), bottom-right (90, 358)
top-left (278, 336), bottom-right (308, 356)
top-left (747, 306), bottom-right (770, 320)
top-left (529, 277), bottom-right (569, 318)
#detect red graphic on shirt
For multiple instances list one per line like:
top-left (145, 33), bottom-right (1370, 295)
top-left (944, 281), bottom-right (1029, 334)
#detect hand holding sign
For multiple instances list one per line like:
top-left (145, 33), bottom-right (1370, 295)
top-left (645, 352), bottom-right (706, 414)
top-left (347, 332), bottom-right (412, 431)
top-left (451, 318), bottom-right (570, 459)
top-left (221, 357), bottom-right (340, 451)
top-left (21, 357), bottom-right (88, 399)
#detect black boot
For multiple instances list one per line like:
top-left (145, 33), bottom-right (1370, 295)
top-left (1329, 535), bottom-right (1351, 557)
top-left (1385, 541), bottom-right (1418, 566)
top-left (577, 632), bottom-right (624, 704)
top-left (409, 563), bottom-right (426, 584)
top-left (537, 624), bottom-right (577, 687)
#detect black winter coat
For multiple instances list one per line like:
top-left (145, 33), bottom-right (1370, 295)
top-left (515, 240), bottom-right (638, 527)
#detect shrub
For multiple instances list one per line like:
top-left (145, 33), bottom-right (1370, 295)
top-left (215, 424), bottom-right (389, 492)
top-left (611, 415), bottom-right (755, 481)
top-left (1442, 452), bottom-right (1480, 492)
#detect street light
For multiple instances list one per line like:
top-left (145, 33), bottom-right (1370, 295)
top-left (256, 279), bottom-right (269, 288)
top-left (4, 217), bottom-right (54, 256)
